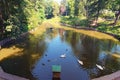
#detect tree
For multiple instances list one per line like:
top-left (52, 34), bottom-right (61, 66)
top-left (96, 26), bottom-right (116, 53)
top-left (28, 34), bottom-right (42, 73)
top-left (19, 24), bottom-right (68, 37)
top-left (0, 0), bottom-right (45, 39)
top-left (60, 4), bottom-right (66, 15)
top-left (108, 0), bottom-right (120, 25)
top-left (114, 10), bottom-right (120, 25)
top-left (78, 0), bottom-right (87, 17)
top-left (86, 0), bottom-right (108, 26)
top-left (74, 0), bottom-right (80, 16)
top-left (89, 0), bottom-right (120, 25)
top-left (60, 0), bottom-right (68, 16)
top-left (68, 0), bottom-right (75, 17)
top-left (0, 9), bottom-right (4, 38)
top-left (44, 0), bottom-right (54, 18)
top-left (52, 1), bottom-right (60, 17)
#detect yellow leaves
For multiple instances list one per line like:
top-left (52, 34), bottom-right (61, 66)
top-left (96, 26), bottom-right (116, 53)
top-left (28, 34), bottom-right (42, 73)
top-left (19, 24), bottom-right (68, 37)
top-left (5, 25), bottom-right (12, 32)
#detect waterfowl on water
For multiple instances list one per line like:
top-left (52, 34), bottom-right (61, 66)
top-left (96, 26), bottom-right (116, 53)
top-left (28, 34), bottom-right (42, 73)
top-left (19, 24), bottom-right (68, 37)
top-left (66, 49), bottom-right (68, 51)
top-left (45, 54), bottom-right (47, 56)
top-left (48, 60), bottom-right (50, 62)
top-left (42, 63), bottom-right (45, 66)
top-left (50, 27), bottom-right (54, 30)
top-left (77, 59), bottom-right (83, 65)
top-left (96, 64), bottom-right (104, 70)
top-left (60, 54), bottom-right (66, 58)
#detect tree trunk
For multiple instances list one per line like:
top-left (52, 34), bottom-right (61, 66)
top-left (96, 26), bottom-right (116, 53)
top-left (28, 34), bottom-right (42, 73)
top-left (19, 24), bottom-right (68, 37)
top-left (114, 11), bottom-right (120, 25)
top-left (0, 10), bottom-right (4, 38)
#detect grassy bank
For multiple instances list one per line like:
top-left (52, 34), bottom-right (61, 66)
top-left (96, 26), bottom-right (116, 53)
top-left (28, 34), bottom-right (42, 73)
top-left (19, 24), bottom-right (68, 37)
top-left (60, 16), bottom-right (120, 40)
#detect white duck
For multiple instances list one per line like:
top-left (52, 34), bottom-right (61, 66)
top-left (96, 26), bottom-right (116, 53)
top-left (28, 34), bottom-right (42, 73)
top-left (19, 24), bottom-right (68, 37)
top-left (0, 45), bottom-right (1, 50)
top-left (60, 54), bottom-right (66, 58)
top-left (96, 64), bottom-right (104, 70)
top-left (77, 59), bottom-right (83, 65)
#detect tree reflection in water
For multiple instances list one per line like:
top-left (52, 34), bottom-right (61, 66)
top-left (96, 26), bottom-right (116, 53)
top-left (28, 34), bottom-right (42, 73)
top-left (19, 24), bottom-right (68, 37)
top-left (0, 28), bottom-right (120, 80)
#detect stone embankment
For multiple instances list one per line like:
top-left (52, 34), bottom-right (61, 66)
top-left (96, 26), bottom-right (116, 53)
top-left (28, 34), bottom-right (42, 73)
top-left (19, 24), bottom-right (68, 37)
top-left (0, 67), bottom-right (29, 80)
top-left (93, 70), bottom-right (120, 80)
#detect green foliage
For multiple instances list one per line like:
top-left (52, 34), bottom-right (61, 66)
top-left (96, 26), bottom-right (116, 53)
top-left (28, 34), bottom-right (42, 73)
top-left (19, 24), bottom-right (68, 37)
top-left (106, 0), bottom-right (120, 11)
top-left (97, 21), bottom-right (120, 36)
top-left (61, 16), bottom-right (88, 27)
top-left (74, 0), bottom-right (80, 16)
top-left (60, 0), bottom-right (120, 39)
top-left (52, 2), bottom-right (60, 17)
top-left (45, 1), bottom-right (53, 18)
top-left (87, 0), bottom-right (107, 20)
top-left (23, 0), bottom-right (45, 30)
top-left (68, 0), bottom-right (75, 17)
top-left (44, 0), bottom-right (60, 18)
top-left (100, 9), bottom-right (115, 19)
top-left (0, 0), bottom-right (45, 39)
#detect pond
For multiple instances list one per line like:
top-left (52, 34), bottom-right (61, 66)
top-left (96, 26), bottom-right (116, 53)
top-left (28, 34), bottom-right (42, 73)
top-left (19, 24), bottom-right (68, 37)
top-left (0, 28), bottom-right (120, 80)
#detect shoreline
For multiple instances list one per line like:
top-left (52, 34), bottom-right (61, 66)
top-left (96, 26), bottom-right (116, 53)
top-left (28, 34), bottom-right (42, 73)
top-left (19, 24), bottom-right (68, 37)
top-left (61, 23), bottom-right (120, 41)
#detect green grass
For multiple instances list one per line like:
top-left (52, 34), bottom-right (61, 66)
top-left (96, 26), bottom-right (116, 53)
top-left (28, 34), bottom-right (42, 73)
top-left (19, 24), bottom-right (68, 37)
top-left (97, 20), bottom-right (120, 37)
top-left (60, 16), bottom-right (88, 27)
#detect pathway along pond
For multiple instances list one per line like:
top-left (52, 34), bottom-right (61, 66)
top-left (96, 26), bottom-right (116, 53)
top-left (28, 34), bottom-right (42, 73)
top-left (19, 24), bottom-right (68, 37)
top-left (0, 28), bottom-right (120, 80)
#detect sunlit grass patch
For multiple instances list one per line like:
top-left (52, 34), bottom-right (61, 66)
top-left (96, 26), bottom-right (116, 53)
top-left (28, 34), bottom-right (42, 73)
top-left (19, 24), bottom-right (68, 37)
top-left (64, 27), bottom-right (118, 41)
top-left (0, 46), bottom-right (23, 61)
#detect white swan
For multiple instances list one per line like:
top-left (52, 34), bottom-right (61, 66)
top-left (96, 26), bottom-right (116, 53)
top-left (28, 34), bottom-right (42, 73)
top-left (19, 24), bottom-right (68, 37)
top-left (96, 64), bottom-right (104, 70)
top-left (60, 54), bottom-right (66, 58)
top-left (77, 59), bottom-right (83, 65)
top-left (0, 45), bottom-right (1, 50)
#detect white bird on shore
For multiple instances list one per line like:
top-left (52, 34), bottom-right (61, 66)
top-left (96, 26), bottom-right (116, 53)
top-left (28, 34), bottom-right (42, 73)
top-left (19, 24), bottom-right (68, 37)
top-left (96, 64), bottom-right (104, 70)
top-left (77, 59), bottom-right (83, 65)
top-left (60, 54), bottom-right (66, 58)
top-left (0, 45), bottom-right (1, 50)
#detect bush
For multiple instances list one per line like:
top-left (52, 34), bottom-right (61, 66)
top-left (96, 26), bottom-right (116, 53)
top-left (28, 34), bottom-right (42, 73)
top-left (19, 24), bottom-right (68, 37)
top-left (100, 9), bottom-right (115, 19)
top-left (60, 16), bottom-right (88, 27)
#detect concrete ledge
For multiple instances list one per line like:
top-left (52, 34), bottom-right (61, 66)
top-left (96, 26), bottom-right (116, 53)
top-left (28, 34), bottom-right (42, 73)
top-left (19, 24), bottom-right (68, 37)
top-left (92, 70), bottom-right (120, 80)
top-left (0, 66), bottom-right (29, 80)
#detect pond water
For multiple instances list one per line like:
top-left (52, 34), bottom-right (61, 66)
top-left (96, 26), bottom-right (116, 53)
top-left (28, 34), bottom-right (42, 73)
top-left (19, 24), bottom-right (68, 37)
top-left (0, 28), bottom-right (120, 80)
